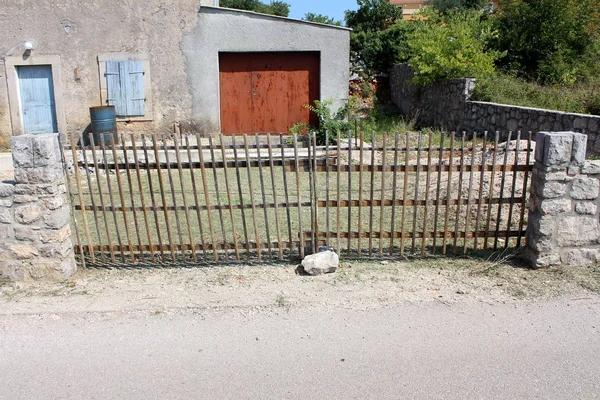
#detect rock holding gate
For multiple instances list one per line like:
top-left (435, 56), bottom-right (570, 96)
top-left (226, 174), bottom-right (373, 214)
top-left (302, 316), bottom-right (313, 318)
top-left (0, 134), bottom-right (77, 282)
top-left (302, 250), bottom-right (339, 276)
top-left (525, 131), bottom-right (600, 267)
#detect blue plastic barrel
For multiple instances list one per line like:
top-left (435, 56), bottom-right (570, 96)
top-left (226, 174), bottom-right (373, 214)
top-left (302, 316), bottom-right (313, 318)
top-left (90, 106), bottom-right (118, 145)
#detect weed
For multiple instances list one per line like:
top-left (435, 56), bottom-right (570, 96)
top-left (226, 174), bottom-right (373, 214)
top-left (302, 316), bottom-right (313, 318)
top-left (274, 294), bottom-right (290, 309)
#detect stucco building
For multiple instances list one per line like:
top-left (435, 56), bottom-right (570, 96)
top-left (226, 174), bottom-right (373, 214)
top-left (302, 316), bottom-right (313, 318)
top-left (0, 0), bottom-right (350, 146)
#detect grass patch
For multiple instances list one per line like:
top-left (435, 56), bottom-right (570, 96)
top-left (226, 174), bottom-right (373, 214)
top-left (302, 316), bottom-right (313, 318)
top-left (472, 73), bottom-right (600, 115)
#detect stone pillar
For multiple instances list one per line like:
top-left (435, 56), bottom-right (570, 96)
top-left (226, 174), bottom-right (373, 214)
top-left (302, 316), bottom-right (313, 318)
top-left (525, 131), bottom-right (600, 267)
top-left (0, 134), bottom-right (76, 282)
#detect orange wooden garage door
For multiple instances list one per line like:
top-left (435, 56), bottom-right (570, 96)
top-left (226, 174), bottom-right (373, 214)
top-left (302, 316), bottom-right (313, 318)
top-left (219, 52), bottom-right (320, 135)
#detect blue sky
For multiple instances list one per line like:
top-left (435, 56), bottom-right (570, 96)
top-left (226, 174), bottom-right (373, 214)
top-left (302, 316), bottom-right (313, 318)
top-left (287, 0), bottom-right (359, 23)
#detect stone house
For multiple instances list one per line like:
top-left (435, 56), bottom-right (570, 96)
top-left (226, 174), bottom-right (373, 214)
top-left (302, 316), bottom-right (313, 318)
top-left (0, 0), bottom-right (350, 147)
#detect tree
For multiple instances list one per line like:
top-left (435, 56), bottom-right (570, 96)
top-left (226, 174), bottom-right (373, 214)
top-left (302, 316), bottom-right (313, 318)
top-left (344, 0), bottom-right (408, 77)
top-left (219, 0), bottom-right (291, 17)
top-left (430, 0), bottom-right (488, 13)
top-left (303, 13), bottom-right (342, 26)
top-left (492, 0), bottom-right (600, 84)
top-left (407, 9), bottom-right (502, 86)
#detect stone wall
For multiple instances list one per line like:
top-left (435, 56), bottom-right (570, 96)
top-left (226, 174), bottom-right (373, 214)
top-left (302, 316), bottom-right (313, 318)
top-left (0, 134), bottom-right (76, 282)
top-left (390, 64), bottom-right (600, 154)
top-left (525, 131), bottom-right (600, 267)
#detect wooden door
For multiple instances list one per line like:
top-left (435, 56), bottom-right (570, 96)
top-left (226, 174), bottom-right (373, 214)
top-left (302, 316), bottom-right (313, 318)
top-left (17, 65), bottom-right (58, 134)
top-left (219, 52), bottom-right (320, 135)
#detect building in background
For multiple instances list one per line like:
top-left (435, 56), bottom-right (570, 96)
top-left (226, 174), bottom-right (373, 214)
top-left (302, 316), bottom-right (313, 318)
top-left (390, 0), bottom-right (429, 20)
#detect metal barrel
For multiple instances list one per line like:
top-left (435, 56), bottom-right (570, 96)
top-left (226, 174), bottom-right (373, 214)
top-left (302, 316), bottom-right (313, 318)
top-left (90, 106), bottom-right (118, 145)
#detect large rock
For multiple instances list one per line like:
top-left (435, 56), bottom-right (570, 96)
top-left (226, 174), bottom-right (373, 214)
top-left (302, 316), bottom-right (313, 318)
top-left (301, 251), bottom-right (339, 276)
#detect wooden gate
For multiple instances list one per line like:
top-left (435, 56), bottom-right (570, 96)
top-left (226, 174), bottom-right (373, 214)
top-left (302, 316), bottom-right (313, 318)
top-left (65, 130), bottom-right (533, 267)
top-left (219, 52), bottom-right (320, 135)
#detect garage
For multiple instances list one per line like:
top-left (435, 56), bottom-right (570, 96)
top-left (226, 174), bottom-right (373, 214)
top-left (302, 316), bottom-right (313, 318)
top-left (219, 52), bottom-right (320, 135)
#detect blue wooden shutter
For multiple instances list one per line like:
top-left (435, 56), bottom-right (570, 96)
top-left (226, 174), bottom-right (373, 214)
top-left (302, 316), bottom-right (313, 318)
top-left (106, 60), bottom-right (145, 117)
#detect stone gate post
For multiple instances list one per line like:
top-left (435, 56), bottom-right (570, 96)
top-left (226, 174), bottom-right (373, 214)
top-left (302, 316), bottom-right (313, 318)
top-left (0, 134), bottom-right (77, 282)
top-left (525, 131), bottom-right (600, 267)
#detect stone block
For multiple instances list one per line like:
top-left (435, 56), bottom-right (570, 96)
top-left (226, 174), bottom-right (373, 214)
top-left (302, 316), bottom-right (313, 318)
top-left (14, 185), bottom-right (35, 196)
top-left (39, 241), bottom-right (73, 258)
top-left (14, 204), bottom-right (42, 224)
top-left (0, 182), bottom-right (15, 197)
top-left (25, 166), bottom-right (63, 184)
top-left (0, 224), bottom-right (14, 239)
top-left (540, 199), bottom-right (571, 215)
top-left (571, 133), bottom-right (587, 166)
top-left (565, 248), bottom-right (599, 266)
top-left (541, 182), bottom-right (567, 199)
top-left (0, 262), bottom-right (25, 282)
top-left (11, 135), bottom-right (33, 168)
top-left (32, 134), bottom-right (60, 167)
top-left (28, 258), bottom-right (76, 281)
top-left (536, 253), bottom-right (562, 268)
top-left (575, 202), bottom-right (598, 215)
top-left (37, 184), bottom-right (59, 196)
top-left (556, 216), bottom-right (600, 247)
top-left (539, 132), bottom-right (573, 167)
top-left (0, 207), bottom-right (11, 224)
top-left (9, 244), bottom-right (39, 260)
top-left (43, 205), bottom-right (70, 229)
top-left (40, 225), bottom-right (71, 244)
top-left (13, 195), bottom-right (38, 204)
top-left (15, 226), bottom-right (36, 242)
top-left (571, 177), bottom-right (600, 200)
top-left (43, 196), bottom-right (65, 211)
top-left (582, 160), bottom-right (600, 175)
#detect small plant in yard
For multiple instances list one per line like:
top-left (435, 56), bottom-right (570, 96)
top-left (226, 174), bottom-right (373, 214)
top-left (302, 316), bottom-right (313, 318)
top-left (291, 99), bottom-right (357, 145)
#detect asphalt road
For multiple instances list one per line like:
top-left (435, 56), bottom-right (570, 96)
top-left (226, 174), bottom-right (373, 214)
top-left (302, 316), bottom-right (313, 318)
top-left (1, 297), bottom-right (599, 400)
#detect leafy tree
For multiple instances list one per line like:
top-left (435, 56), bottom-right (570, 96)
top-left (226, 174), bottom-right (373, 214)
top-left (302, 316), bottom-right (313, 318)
top-left (303, 13), bottom-right (342, 26)
top-left (220, 0), bottom-right (290, 17)
top-left (492, 0), bottom-right (600, 84)
top-left (407, 9), bottom-right (502, 86)
top-left (344, 0), bottom-right (409, 77)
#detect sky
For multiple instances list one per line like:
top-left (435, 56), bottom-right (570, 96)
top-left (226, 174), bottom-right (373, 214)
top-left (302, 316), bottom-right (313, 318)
top-left (287, 0), bottom-right (359, 23)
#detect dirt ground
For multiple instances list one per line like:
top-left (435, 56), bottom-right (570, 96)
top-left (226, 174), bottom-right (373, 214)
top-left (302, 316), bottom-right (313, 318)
top-left (1, 254), bottom-right (599, 317)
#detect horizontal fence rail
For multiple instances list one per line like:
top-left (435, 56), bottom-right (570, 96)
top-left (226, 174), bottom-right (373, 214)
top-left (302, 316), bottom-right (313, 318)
top-left (64, 130), bottom-right (534, 267)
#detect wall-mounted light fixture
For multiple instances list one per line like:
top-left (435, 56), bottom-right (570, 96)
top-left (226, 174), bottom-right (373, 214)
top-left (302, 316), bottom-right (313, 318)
top-left (1, 38), bottom-right (39, 59)
top-left (23, 39), bottom-right (38, 51)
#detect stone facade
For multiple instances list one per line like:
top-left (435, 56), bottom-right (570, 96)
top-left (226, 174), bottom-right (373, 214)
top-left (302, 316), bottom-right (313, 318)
top-left (0, 134), bottom-right (76, 282)
top-left (525, 131), bottom-right (600, 267)
top-left (390, 64), bottom-right (600, 154)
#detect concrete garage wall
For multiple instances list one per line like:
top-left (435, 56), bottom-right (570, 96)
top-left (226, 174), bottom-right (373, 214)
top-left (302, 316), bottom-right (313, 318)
top-left (182, 7), bottom-right (351, 133)
top-left (0, 0), bottom-right (215, 146)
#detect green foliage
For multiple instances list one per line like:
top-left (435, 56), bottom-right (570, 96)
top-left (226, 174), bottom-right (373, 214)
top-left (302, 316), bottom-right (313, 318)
top-left (492, 0), bottom-right (600, 84)
top-left (472, 73), bottom-right (600, 115)
top-left (430, 0), bottom-right (488, 13)
top-left (406, 8), bottom-right (502, 86)
top-left (302, 13), bottom-right (342, 26)
top-left (219, 0), bottom-right (290, 17)
top-left (291, 100), bottom-right (356, 145)
top-left (345, 0), bottom-right (410, 77)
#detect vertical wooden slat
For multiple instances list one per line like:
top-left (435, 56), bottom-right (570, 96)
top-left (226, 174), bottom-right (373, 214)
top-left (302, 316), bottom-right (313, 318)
top-left (505, 131), bottom-right (522, 248)
top-left (421, 132), bottom-right (434, 255)
top-left (293, 134), bottom-right (305, 258)
top-left (173, 135), bottom-right (197, 263)
top-left (70, 134), bottom-right (94, 263)
top-left (131, 135), bottom-right (156, 262)
top-left (244, 135), bottom-right (262, 261)
top-left (219, 135), bottom-right (240, 260)
top-left (151, 134), bottom-right (177, 262)
top-left (184, 135), bottom-right (207, 259)
top-left (389, 133), bottom-right (400, 255)
top-left (197, 133), bottom-right (219, 262)
top-left (142, 135), bottom-right (166, 260)
top-left (411, 133), bottom-right (422, 253)
top-left (336, 130), bottom-right (342, 255)
top-left (442, 133), bottom-right (455, 255)
top-left (463, 133), bottom-right (478, 254)
top-left (473, 131), bottom-right (488, 250)
top-left (357, 130), bottom-right (364, 257)
top-left (81, 133), bottom-right (106, 263)
top-left (347, 130), bottom-right (353, 255)
top-left (432, 132), bottom-right (445, 254)
top-left (279, 134), bottom-right (294, 254)
top-left (312, 133), bottom-right (319, 249)
top-left (88, 134), bottom-right (115, 263)
top-left (255, 134), bottom-right (272, 258)
top-left (452, 133), bottom-right (466, 254)
top-left (100, 135), bottom-right (126, 263)
top-left (208, 136), bottom-right (229, 259)
top-left (368, 131), bottom-right (376, 256)
top-left (161, 134), bottom-right (184, 262)
top-left (266, 134), bottom-right (284, 260)
top-left (119, 134), bottom-right (144, 262)
top-left (484, 132), bottom-right (500, 250)
top-left (232, 135), bottom-right (251, 259)
top-left (494, 132), bottom-right (512, 250)
top-left (109, 134), bottom-right (135, 262)
top-left (516, 132), bottom-right (533, 247)
top-left (307, 134), bottom-right (315, 252)
top-left (325, 131), bottom-right (331, 248)
top-left (399, 133), bottom-right (410, 256)
top-left (378, 133), bottom-right (388, 256)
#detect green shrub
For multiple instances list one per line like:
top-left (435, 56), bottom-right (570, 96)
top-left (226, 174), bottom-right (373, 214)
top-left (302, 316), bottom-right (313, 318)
top-left (291, 100), bottom-right (356, 145)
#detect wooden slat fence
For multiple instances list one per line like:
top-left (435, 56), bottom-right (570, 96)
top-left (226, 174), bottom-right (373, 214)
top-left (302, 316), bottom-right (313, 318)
top-left (64, 131), bottom-right (534, 266)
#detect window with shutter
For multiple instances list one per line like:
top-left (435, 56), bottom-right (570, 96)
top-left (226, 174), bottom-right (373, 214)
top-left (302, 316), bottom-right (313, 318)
top-left (106, 60), bottom-right (145, 117)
